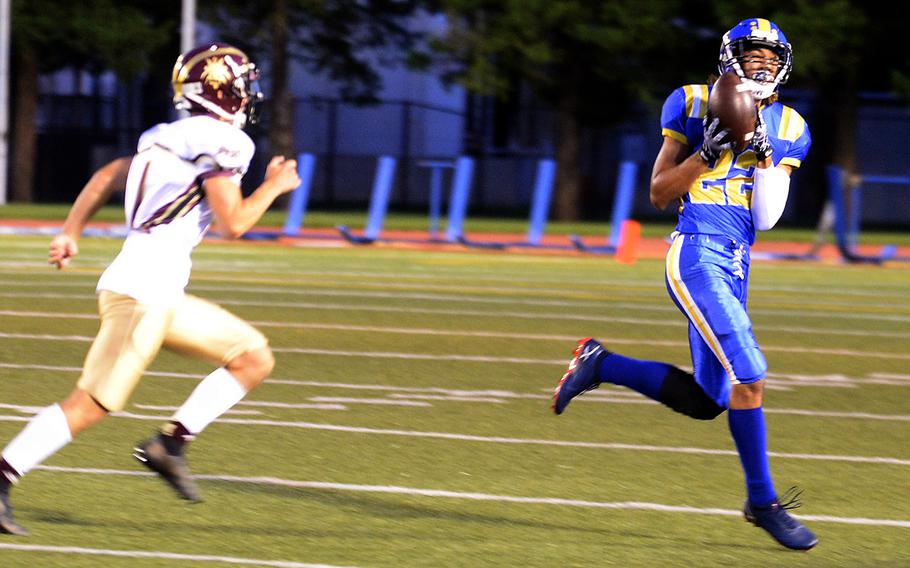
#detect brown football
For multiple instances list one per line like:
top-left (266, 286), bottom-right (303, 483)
top-left (708, 72), bottom-right (757, 152)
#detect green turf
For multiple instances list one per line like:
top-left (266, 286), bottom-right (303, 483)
top-left (0, 234), bottom-right (908, 567)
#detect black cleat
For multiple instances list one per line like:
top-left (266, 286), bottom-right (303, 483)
top-left (0, 492), bottom-right (28, 536)
top-left (133, 436), bottom-right (203, 503)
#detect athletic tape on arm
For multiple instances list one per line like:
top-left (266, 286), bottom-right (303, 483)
top-left (751, 166), bottom-right (790, 231)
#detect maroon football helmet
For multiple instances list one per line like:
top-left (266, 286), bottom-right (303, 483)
top-left (171, 43), bottom-right (263, 128)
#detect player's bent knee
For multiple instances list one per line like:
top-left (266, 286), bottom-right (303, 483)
top-left (657, 367), bottom-right (726, 420)
top-left (228, 346), bottom-right (274, 387)
top-left (730, 345), bottom-right (767, 383)
top-left (730, 379), bottom-right (764, 409)
top-left (254, 347), bottom-right (275, 377)
top-left (257, 347), bottom-right (276, 378)
top-left (60, 389), bottom-right (110, 435)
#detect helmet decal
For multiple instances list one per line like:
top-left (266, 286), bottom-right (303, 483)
top-left (201, 57), bottom-right (233, 90)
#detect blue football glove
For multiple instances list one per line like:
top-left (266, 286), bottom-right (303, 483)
top-left (698, 114), bottom-right (733, 164)
top-left (752, 110), bottom-right (773, 161)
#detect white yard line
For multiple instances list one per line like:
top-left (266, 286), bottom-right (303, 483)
top-left (270, 345), bottom-right (910, 361)
top-left (2, 330), bottom-right (910, 361)
top-left (271, 347), bottom-right (568, 364)
top-left (238, 401), bottom-right (349, 411)
top-left (306, 397), bottom-right (431, 407)
top-left (0, 362), bottom-right (194, 377)
top-left (764, 408), bottom-right (910, 421)
top-left (870, 373), bottom-right (910, 381)
top-left (0, 309), bottom-right (98, 319)
top-left (565, 396), bottom-right (910, 421)
top-left (190, 284), bottom-right (910, 311)
top-left (202, 418), bottom-right (910, 466)
top-left (0, 331), bottom-right (95, 341)
top-left (256, 321), bottom-right (910, 340)
top-left (0, 403), bottom-right (43, 413)
top-left (2, 410), bottom-right (906, 466)
top-left (1, 263), bottom-right (908, 300)
top-left (15, 411), bottom-right (899, 467)
top-left (132, 404), bottom-right (264, 415)
top-left (0, 543), bottom-right (359, 568)
top-left (3, 291), bottom-right (910, 324)
top-left (1, 363), bottom-right (908, 421)
top-left (28, 465), bottom-right (910, 529)
top-left (5, 308), bottom-right (910, 340)
top-left (389, 394), bottom-right (508, 404)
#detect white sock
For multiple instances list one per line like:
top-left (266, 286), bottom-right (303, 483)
top-left (2, 404), bottom-right (73, 478)
top-left (172, 368), bottom-right (248, 435)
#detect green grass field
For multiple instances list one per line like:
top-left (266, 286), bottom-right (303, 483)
top-left (0, 232), bottom-right (908, 567)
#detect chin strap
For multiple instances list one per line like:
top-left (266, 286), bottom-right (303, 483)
top-left (184, 93), bottom-right (245, 128)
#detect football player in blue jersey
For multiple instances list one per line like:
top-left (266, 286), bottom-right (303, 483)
top-left (552, 18), bottom-right (818, 551)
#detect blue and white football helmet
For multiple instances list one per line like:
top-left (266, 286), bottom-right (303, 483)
top-left (718, 18), bottom-right (793, 101)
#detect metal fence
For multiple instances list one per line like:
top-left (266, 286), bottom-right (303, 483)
top-left (34, 93), bottom-right (559, 216)
top-left (30, 91), bottom-right (910, 227)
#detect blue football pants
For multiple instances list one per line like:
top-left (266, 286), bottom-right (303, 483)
top-left (664, 233), bottom-right (768, 408)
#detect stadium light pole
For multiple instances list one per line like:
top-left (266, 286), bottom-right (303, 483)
top-left (178, 0), bottom-right (196, 119)
top-left (181, 0), bottom-right (196, 55)
top-left (0, 1), bottom-right (195, 204)
top-left (0, 0), bottom-right (10, 205)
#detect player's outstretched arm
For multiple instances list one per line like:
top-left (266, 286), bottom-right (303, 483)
top-left (204, 156), bottom-right (301, 239)
top-left (49, 157), bottom-right (132, 269)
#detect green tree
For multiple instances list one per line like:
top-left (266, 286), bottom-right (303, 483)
top-left (204, 0), bottom-right (422, 164)
top-left (430, 0), bottom-right (688, 220)
top-left (710, 1), bottom-right (909, 214)
top-left (710, 1), bottom-right (864, 170)
top-left (8, 0), bottom-right (171, 202)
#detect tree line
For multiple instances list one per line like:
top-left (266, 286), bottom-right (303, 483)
top-left (7, 0), bottom-right (908, 218)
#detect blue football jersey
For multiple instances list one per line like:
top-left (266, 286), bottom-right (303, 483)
top-left (660, 84), bottom-right (812, 244)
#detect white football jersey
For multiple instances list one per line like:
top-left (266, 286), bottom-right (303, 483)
top-left (97, 115), bottom-right (255, 305)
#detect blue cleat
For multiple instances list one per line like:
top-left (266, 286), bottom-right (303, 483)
top-left (552, 338), bottom-right (609, 415)
top-left (744, 487), bottom-right (818, 551)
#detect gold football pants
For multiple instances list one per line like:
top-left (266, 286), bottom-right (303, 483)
top-left (77, 291), bottom-right (268, 411)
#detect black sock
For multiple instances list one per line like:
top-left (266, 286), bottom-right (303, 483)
top-left (0, 459), bottom-right (20, 494)
top-left (159, 421), bottom-right (195, 455)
